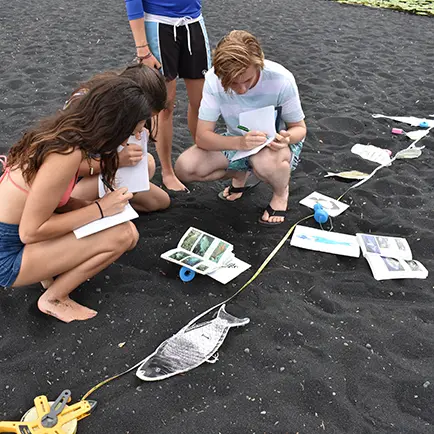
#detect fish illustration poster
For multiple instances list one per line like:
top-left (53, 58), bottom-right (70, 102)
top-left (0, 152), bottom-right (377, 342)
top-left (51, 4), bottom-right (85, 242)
top-left (299, 191), bottom-right (349, 217)
top-left (290, 225), bottom-right (360, 257)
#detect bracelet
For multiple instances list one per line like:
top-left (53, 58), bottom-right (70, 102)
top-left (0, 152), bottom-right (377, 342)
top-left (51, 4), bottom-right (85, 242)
top-left (134, 52), bottom-right (153, 64)
top-left (95, 201), bottom-right (104, 219)
top-left (136, 43), bottom-right (149, 49)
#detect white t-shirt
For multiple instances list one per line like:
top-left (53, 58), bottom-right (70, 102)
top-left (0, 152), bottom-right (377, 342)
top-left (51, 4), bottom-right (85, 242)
top-left (199, 59), bottom-right (305, 136)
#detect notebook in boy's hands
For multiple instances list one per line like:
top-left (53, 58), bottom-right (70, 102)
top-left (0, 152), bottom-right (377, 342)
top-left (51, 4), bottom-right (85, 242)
top-left (98, 132), bottom-right (149, 197)
top-left (161, 227), bottom-right (250, 283)
top-left (231, 105), bottom-right (277, 161)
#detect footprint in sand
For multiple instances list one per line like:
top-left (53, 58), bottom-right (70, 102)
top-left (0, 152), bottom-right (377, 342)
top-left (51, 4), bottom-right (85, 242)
top-left (312, 130), bottom-right (350, 146)
top-left (318, 117), bottom-right (365, 135)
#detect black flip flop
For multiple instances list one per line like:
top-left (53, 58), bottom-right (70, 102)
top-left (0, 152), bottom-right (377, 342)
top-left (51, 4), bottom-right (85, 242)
top-left (258, 204), bottom-right (287, 226)
top-left (218, 181), bottom-right (261, 202)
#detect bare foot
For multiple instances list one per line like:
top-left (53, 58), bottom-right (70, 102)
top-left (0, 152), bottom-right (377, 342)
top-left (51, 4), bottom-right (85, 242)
top-left (162, 173), bottom-right (188, 192)
top-left (222, 172), bottom-right (250, 201)
top-left (40, 278), bottom-right (54, 289)
top-left (261, 187), bottom-right (289, 224)
top-left (38, 295), bottom-right (97, 323)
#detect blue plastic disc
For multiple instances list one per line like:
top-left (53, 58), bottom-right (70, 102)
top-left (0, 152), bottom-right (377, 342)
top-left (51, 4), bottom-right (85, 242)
top-left (179, 266), bottom-right (196, 282)
top-left (419, 121), bottom-right (429, 128)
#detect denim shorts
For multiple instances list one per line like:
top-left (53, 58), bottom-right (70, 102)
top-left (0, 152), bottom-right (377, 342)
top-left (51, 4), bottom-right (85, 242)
top-left (223, 141), bottom-right (304, 172)
top-left (0, 221), bottom-right (24, 287)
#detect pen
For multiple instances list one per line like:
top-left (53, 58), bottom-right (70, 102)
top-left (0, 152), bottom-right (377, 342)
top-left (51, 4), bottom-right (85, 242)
top-left (237, 124), bottom-right (250, 133)
top-left (101, 176), bottom-right (115, 192)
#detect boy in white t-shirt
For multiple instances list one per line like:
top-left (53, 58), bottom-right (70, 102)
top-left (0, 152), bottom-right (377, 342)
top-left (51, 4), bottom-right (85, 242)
top-left (174, 30), bottom-right (307, 225)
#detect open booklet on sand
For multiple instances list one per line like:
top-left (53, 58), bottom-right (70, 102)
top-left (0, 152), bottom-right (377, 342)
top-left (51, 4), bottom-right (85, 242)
top-left (356, 234), bottom-right (412, 260)
top-left (364, 254), bottom-right (428, 281)
top-left (73, 203), bottom-right (139, 239)
top-left (356, 234), bottom-right (428, 280)
top-left (230, 105), bottom-right (277, 162)
top-left (161, 227), bottom-right (251, 284)
top-left (98, 132), bottom-right (149, 197)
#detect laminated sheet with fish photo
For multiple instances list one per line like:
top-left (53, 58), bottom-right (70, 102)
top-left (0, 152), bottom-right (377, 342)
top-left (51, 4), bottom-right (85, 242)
top-left (136, 305), bottom-right (249, 381)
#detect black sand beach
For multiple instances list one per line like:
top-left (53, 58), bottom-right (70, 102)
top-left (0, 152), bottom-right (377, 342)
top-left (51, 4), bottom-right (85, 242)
top-left (1, 0), bottom-right (433, 432)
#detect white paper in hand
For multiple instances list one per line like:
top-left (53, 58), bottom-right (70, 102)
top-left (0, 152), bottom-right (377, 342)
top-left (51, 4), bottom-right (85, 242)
top-left (73, 203), bottom-right (139, 239)
top-left (231, 106), bottom-right (277, 162)
top-left (98, 132), bottom-right (149, 197)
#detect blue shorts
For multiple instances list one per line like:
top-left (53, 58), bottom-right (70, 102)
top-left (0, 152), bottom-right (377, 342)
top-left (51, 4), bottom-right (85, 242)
top-left (223, 141), bottom-right (304, 172)
top-left (0, 222), bottom-right (24, 287)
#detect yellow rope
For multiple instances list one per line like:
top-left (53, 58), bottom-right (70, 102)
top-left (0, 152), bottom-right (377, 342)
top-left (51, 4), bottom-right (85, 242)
top-left (81, 213), bottom-right (313, 401)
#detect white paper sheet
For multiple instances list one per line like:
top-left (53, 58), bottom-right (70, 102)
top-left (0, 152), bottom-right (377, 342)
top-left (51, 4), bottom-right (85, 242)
top-left (372, 114), bottom-right (434, 128)
top-left (73, 203), bottom-right (139, 239)
top-left (299, 191), bottom-right (349, 217)
top-left (351, 144), bottom-right (392, 166)
top-left (207, 257), bottom-right (251, 284)
top-left (98, 133), bottom-right (149, 197)
top-left (230, 105), bottom-right (277, 162)
top-left (290, 225), bottom-right (360, 258)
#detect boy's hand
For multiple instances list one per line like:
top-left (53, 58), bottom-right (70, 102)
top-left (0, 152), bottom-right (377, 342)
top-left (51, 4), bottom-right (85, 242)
top-left (239, 130), bottom-right (267, 150)
top-left (268, 130), bottom-right (291, 151)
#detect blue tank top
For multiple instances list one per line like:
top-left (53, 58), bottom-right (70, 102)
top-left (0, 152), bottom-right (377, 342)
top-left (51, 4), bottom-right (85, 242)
top-left (125, 0), bottom-right (202, 20)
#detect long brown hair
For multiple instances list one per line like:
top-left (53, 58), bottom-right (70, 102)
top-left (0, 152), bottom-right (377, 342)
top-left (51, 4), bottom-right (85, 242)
top-left (68, 64), bottom-right (167, 141)
top-left (7, 76), bottom-right (155, 185)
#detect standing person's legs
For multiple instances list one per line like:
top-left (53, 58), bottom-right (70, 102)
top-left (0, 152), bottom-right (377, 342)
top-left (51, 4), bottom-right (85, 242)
top-left (145, 20), bottom-right (187, 191)
top-left (184, 78), bottom-right (204, 141)
top-left (181, 17), bottom-right (211, 141)
top-left (154, 79), bottom-right (186, 191)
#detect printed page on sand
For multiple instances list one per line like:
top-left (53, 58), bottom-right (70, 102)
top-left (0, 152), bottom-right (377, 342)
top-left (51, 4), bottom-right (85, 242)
top-left (299, 191), bottom-right (349, 217)
top-left (356, 234), bottom-right (412, 260)
top-left (231, 105), bottom-right (277, 161)
top-left (290, 225), bottom-right (360, 258)
top-left (98, 132), bottom-right (150, 197)
top-left (364, 254), bottom-right (428, 281)
top-left (161, 227), bottom-right (251, 283)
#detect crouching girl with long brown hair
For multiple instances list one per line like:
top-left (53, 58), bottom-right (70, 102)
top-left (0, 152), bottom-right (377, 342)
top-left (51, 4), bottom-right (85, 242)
top-left (0, 75), bottom-right (166, 323)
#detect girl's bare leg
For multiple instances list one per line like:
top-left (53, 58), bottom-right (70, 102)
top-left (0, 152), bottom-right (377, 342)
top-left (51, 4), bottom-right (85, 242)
top-left (13, 222), bottom-right (139, 323)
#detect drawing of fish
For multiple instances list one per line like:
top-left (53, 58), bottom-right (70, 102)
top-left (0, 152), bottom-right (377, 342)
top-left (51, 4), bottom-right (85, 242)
top-left (136, 305), bottom-right (249, 381)
top-left (324, 170), bottom-right (369, 180)
top-left (298, 234), bottom-right (352, 246)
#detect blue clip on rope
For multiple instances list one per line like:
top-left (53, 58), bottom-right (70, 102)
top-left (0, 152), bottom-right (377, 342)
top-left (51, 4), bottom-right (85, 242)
top-left (313, 203), bottom-right (329, 224)
top-left (179, 266), bottom-right (196, 282)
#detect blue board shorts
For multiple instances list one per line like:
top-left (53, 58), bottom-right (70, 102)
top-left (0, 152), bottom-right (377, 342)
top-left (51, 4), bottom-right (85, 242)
top-left (0, 222), bottom-right (24, 287)
top-left (223, 141), bottom-right (304, 172)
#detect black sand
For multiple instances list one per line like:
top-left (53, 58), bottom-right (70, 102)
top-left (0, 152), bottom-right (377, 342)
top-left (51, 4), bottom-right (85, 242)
top-left (1, 1), bottom-right (433, 433)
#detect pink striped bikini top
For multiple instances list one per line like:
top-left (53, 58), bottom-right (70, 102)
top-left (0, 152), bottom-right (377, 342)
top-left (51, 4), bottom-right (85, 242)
top-left (0, 155), bottom-right (78, 208)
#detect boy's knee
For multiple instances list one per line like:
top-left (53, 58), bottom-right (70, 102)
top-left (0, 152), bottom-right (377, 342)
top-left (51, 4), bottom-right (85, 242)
top-left (174, 153), bottom-right (195, 181)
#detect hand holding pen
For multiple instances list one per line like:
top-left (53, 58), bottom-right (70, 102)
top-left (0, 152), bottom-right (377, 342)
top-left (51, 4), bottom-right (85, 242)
top-left (237, 125), bottom-right (268, 151)
top-left (97, 177), bottom-right (133, 217)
